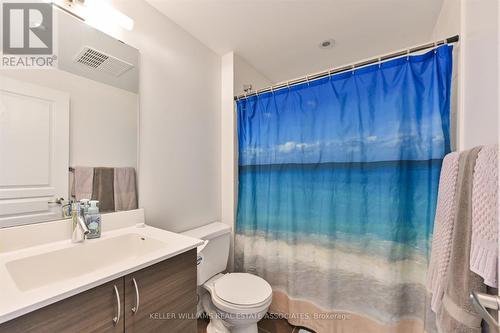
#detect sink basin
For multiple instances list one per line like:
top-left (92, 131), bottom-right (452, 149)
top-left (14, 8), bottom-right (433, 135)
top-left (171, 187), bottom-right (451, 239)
top-left (6, 234), bottom-right (166, 291)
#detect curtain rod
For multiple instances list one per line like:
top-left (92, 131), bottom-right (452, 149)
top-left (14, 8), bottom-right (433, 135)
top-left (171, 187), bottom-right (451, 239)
top-left (234, 34), bottom-right (459, 101)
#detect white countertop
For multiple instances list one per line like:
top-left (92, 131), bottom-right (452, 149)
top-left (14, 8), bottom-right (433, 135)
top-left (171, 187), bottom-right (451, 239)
top-left (0, 213), bottom-right (203, 324)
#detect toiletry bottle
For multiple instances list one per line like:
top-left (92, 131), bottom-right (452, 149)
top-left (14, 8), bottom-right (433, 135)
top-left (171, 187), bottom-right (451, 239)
top-left (62, 199), bottom-right (72, 218)
top-left (85, 200), bottom-right (102, 239)
top-left (80, 199), bottom-right (90, 215)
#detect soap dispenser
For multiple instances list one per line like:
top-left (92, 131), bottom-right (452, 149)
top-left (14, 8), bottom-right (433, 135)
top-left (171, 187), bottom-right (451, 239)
top-left (80, 199), bottom-right (90, 211)
top-left (80, 199), bottom-right (90, 215)
top-left (85, 200), bottom-right (101, 239)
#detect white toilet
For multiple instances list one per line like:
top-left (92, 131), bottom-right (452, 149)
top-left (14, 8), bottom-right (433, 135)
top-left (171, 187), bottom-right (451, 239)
top-left (182, 222), bottom-right (272, 333)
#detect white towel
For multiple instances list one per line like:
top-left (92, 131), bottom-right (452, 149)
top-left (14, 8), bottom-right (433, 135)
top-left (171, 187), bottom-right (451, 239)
top-left (70, 167), bottom-right (94, 201)
top-left (470, 145), bottom-right (498, 288)
top-left (427, 151), bottom-right (460, 313)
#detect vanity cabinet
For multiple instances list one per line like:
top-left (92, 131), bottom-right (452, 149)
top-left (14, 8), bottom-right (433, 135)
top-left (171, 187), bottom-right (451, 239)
top-left (0, 278), bottom-right (125, 333)
top-left (0, 249), bottom-right (197, 333)
top-left (124, 249), bottom-right (197, 332)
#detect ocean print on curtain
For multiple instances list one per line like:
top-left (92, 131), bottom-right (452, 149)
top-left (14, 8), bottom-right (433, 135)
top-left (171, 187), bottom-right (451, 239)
top-left (235, 45), bottom-right (453, 333)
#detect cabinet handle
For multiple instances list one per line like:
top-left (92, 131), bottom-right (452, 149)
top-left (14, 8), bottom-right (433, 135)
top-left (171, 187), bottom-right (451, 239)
top-left (113, 285), bottom-right (121, 325)
top-left (131, 277), bottom-right (140, 314)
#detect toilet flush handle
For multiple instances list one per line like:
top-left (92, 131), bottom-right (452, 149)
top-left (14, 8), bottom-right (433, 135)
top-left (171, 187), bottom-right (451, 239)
top-left (197, 240), bottom-right (209, 253)
top-left (197, 240), bottom-right (209, 266)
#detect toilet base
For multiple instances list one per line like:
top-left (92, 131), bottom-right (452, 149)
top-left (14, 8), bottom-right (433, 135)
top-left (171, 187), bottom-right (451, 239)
top-left (226, 323), bottom-right (258, 333)
top-left (206, 320), bottom-right (258, 333)
top-left (202, 292), bottom-right (230, 333)
top-left (206, 320), bottom-right (230, 333)
top-left (202, 291), bottom-right (260, 333)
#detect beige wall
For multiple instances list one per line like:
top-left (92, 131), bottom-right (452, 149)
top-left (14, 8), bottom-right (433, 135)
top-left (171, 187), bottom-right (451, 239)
top-left (110, 0), bottom-right (222, 232)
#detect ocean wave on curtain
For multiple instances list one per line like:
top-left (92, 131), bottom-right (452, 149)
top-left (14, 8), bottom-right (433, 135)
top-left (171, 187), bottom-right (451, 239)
top-left (235, 45), bottom-right (453, 333)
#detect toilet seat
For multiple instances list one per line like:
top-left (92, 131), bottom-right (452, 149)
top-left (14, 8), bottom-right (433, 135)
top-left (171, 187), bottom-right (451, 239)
top-left (215, 273), bottom-right (272, 306)
top-left (204, 273), bottom-right (273, 314)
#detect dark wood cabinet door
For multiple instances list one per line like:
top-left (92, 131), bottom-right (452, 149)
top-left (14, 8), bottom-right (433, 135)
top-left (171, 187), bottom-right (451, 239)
top-left (0, 278), bottom-right (125, 333)
top-left (124, 249), bottom-right (197, 333)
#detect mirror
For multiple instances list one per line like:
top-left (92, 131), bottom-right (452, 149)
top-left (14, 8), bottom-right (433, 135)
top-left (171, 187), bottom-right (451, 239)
top-left (0, 6), bottom-right (139, 228)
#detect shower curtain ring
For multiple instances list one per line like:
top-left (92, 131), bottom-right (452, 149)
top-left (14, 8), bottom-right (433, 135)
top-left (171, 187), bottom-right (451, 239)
top-left (406, 49), bottom-right (410, 61)
top-left (351, 65), bottom-right (355, 75)
top-left (378, 57), bottom-right (382, 69)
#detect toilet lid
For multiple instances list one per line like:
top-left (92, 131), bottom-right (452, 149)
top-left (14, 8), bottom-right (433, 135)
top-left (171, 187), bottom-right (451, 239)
top-left (214, 273), bottom-right (272, 306)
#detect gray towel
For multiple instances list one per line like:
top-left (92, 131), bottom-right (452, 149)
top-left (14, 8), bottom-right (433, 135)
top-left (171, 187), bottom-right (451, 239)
top-left (92, 168), bottom-right (115, 213)
top-left (113, 167), bottom-right (138, 211)
top-left (437, 147), bottom-right (486, 333)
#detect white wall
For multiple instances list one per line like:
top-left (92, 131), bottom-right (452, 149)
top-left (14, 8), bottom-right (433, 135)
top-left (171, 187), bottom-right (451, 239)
top-left (110, 0), bottom-right (222, 232)
top-left (233, 55), bottom-right (273, 96)
top-left (431, 0), bottom-right (499, 150)
top-left (221, 52), bottom-right (236, 269)
top-left (431, 0), bottom-right (461, 150)
top-left (221, 52), bottom-right (235, 230)
top-left (0, 69), bottom-right (138, 168)
top-left (432, 0), bottom-right (461, 40)
top-left (220, 53), bottom-right (273, 269)
top-left (460, 0), bottom-right (499, 149)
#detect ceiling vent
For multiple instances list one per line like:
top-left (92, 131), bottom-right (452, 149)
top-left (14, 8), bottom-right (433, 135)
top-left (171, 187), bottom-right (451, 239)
top-left (74, 46), bottom-right (134, 77)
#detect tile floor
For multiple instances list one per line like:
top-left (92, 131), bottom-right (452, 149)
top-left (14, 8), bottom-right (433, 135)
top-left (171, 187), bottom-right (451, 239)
top-left (197, 317), bottom-right (310, 333)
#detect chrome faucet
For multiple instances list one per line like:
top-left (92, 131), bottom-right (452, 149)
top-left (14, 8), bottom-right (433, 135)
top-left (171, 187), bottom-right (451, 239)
top-left (71, 202), bottom-right (90, 243)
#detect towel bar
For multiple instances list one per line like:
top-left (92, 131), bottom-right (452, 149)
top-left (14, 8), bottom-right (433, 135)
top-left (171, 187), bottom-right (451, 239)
top-left (470, 291), bottom-right (500, 329)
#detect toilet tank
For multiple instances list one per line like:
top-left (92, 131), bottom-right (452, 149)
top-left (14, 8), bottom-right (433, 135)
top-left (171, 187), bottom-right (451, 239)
top-left (181, 222), bottom-right (231, 285)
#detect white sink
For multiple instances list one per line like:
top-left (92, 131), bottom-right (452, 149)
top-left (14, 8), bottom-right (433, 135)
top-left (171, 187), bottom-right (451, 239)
top-left (0, 210), bottom-right (203, 325)
top-left (6, 233), bottom-right (166, 291)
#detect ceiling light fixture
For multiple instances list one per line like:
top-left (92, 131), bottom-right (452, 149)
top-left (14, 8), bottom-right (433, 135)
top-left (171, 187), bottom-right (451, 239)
top-left (84, 0), bottom-right (134, 32)
top-left (319, 39), bottom-right (335, 49)
top-left (54, 0), bottom-right (134, 34)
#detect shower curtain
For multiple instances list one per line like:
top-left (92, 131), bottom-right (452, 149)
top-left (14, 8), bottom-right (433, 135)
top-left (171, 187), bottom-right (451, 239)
top-left (235, 45), bottom-right (453, 333)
